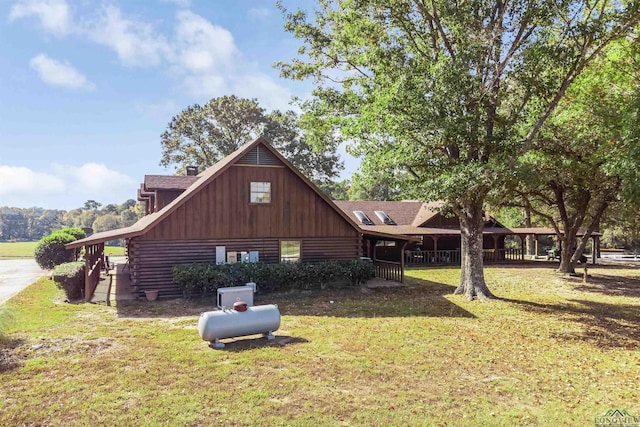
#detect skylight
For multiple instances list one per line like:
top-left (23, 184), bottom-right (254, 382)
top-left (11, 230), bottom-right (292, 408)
top-left (353, 210), bottom-right (374, 225)
top-left (374, 210), bottom-right (396, 225)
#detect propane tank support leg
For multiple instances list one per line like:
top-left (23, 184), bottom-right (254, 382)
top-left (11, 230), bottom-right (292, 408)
top-left (264, 331), bottom-right (275, 341)
top-left (209, 339), bottom-right (225, 349)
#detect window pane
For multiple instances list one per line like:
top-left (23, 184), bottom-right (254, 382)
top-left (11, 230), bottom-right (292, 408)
top-left (250, 182), bottom-right (271, 203)
top-left (280, 240), bottom-right (301, 263)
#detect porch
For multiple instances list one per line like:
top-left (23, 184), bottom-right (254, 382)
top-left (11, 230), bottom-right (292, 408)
top-left (405, 248), bottom-right (525, 266)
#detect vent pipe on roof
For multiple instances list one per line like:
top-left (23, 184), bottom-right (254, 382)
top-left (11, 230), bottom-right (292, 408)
top-left (186, 166), bottom-right (198, 176)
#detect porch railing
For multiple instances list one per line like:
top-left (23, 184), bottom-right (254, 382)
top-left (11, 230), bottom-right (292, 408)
top-left (373, 260), bottom-right (403, 283)
top-left (405, 250), bottom-right (461, 266)
top-left (483, 248), bottom-right (523, 262)
top-left (405, 248), bottom-right (523, 266)
top-left (84, 243), bottom-right (104, 302)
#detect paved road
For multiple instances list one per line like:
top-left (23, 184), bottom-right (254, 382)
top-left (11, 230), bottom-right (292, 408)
top-left (0, 259), bottom-right (45, 304)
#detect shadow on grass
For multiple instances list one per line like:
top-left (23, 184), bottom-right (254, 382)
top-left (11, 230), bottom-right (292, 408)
top-left (569, 273), bottom-right (640, 297)
top-left (498, 296), bottom-right (640, 348)
top-left (212, 335), bottom-right (309, 353)
top-left (115, 277), bottom-right (475, 319)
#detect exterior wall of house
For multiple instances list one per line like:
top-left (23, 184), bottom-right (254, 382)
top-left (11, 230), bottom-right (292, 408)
top-left (142, 165), bottom-right (358, 241)
top-left (131, 163), bottom-right (362, 295)
top-left (155, 189), bottom-right (184, 212)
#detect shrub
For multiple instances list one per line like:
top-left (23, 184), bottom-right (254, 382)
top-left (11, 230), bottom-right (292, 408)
top-left (34, 228), bottom-right (86, 270)
top-left (172, 259), bottom-right (375, 298)
top-left (52, 262), bottom-right (85, 301)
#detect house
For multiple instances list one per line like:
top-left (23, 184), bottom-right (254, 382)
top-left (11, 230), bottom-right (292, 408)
top-left (333, 200), bottom-right (517, 264)
top-left (66, 137), bottom-right (414, 301)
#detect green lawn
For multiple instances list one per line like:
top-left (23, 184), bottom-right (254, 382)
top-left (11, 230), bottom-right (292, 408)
top-left (0, 242), bottom-right (126, 258)
top-left (1, 264), bottom-right (639, 426)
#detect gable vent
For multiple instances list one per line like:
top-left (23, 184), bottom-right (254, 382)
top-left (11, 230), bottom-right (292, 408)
top-left (374, 210), bottom-right (396, 225)
top-left (237, 146), bottom-right (281, 166)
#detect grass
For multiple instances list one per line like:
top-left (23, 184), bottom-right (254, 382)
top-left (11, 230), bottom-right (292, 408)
top-left (0, 242), bottom-right (126, 258)
top-left (1, 263), bottom-right (639, 426)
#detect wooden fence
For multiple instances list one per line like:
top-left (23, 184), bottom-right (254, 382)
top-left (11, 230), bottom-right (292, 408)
top-left (405, 248), bottom-right (523, 266)
top-left (373, 260), bottom-right (403, 283)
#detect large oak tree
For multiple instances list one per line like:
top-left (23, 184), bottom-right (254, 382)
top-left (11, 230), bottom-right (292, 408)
top-left (278, 0), bottom-right (640, 300)
top-left (160, 95), bottom-right (342, 184)
top-left (515, 41), bottom-right (640, 273)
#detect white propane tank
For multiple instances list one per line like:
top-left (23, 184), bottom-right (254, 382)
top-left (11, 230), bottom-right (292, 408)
top-left (198, 304), bottom-right (280, 349)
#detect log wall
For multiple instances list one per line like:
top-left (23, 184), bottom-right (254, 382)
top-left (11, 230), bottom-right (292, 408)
top-left (130, 236), bottom-right (361, 297)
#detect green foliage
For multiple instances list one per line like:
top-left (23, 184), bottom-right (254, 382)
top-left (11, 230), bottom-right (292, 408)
top-left (34, 228), bottom-right (86, 270)
top-left (159, 95), bottom-right (343, 184)
top-left (51, 262), bottom-right (85, 301)
top-left (172, 259), bottom-right (375, 299)
top-left (278, 0), bottom-right (640, 293)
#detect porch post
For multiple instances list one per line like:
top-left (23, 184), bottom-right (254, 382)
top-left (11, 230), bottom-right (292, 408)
top-left (535, 236), bottom-right (539, 259)
top-left (84, 245), bottom-right (91, 301)
top-left (400, 241), bottom-right (407, 283)
top-left (520, 235), bottom-right (525, 261)
top-left (592, 235), bottom-right (599, 265)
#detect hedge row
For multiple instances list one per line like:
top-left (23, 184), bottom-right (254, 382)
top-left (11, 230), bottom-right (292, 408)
top-left (52, 261), bottom-right (85, 301)
top-left (172, 259), bottom-right (375, 299)
top-left (34, 227), bottom-right (86, 270)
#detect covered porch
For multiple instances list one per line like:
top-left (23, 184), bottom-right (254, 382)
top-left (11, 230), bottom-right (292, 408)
top-left (403, 227), bottom-right (601, 266)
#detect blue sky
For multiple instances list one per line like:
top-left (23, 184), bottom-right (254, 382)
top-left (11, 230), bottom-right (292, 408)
top-left (0, 0), bottom-right (358, 210)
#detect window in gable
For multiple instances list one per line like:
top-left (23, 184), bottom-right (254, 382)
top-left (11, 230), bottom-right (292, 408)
top-left (250, 182), bottom-right (271, 203)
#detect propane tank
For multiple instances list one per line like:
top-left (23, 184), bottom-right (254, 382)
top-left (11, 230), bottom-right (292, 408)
top-left (198, 304), bottom-right (280, 349)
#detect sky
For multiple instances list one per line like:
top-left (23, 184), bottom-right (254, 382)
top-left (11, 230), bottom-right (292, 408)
top-left (0, 0), bottom-right (359, 210)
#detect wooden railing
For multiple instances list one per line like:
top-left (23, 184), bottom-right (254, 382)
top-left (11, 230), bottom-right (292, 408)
top-left (405, 248), bottom-right (523, 266)
top-left (483, 249), bottom-right (523, 262)
top-left (374, 260), bottom-right (403, 283)
top-left (405, 250), bottom-right (461, 266)
top-left (84, 243), bottom-right (104, 302)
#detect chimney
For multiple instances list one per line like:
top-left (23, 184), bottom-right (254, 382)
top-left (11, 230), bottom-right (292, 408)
top-left (186, 166), bottom-right (198, 176)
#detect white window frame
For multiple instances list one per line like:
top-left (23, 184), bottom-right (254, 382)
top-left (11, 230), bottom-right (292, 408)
top-left (250, 181), bottom-right (271, 203)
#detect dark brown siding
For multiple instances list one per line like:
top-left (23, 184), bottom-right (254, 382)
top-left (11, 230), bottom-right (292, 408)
top-left (423, 214), bottom-right (459, 228)
top-left (155, 189), bottom-right (184, 211)
top-left (142, 165), bottom-right (358, 241)
top-left (130, 236), bottom-right (361, 296)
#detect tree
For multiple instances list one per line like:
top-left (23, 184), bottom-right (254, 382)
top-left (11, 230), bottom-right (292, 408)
top-left (83, 200), bottom-right (102, 211)
top-left (160, 95), bottom-right (343, 184)
top-left (279, 0), bottom-right (640, 300)
top-left (34, 228), bottom-right (86, 270)
top-left (515, 41), bottom-right (640, 273)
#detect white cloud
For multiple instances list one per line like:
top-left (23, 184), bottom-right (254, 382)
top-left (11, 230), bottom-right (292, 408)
top-left (232, 74), bottom-right (294, 112)
top-left (29, 53), bottom-right (95, 90)
top-left (51, 162), bottom-right (136, 195)
top-left (8, 0), bottom-right (71, 36)
top-left (0, 163), bottom-right (137, 209)
top-left (247, 8), bottom-right (271, 22)
top-left (160, 0), bottom-right (191, 7)
top-left (0, 166), bottom-right (65, 195)
top-left (13, 3), bottom-right (296, 111)
top-left (82, 5), bottom-right (171, 68)
top-left (173, 10), bottom-right (238, 74)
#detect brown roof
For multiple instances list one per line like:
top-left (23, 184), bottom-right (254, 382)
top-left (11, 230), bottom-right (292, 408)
top-left (334, 201), bottom-right (423, 225)
top-left (67, 137), bottom-right (416, 249)
top-left (143, 175), bottom-right (199, 190)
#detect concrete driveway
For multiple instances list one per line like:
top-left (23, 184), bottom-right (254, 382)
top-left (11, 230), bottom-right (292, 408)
top-left (0, 259), bottom-right (45, 304)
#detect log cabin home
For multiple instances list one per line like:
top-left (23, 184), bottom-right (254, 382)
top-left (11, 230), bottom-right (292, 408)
top-left (67, 137), bottom-right (415, 301)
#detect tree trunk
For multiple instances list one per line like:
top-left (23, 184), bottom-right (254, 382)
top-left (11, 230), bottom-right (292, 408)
top-left (524, 207), bottom-right (535, 257)
top-left (454, 200), bottom-right (494, 301)
top-left (557, 239), bottom-right (576, 274)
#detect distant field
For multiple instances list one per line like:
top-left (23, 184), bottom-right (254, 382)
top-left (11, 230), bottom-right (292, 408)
top-left (0, 242), bottom-right (125, 259)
